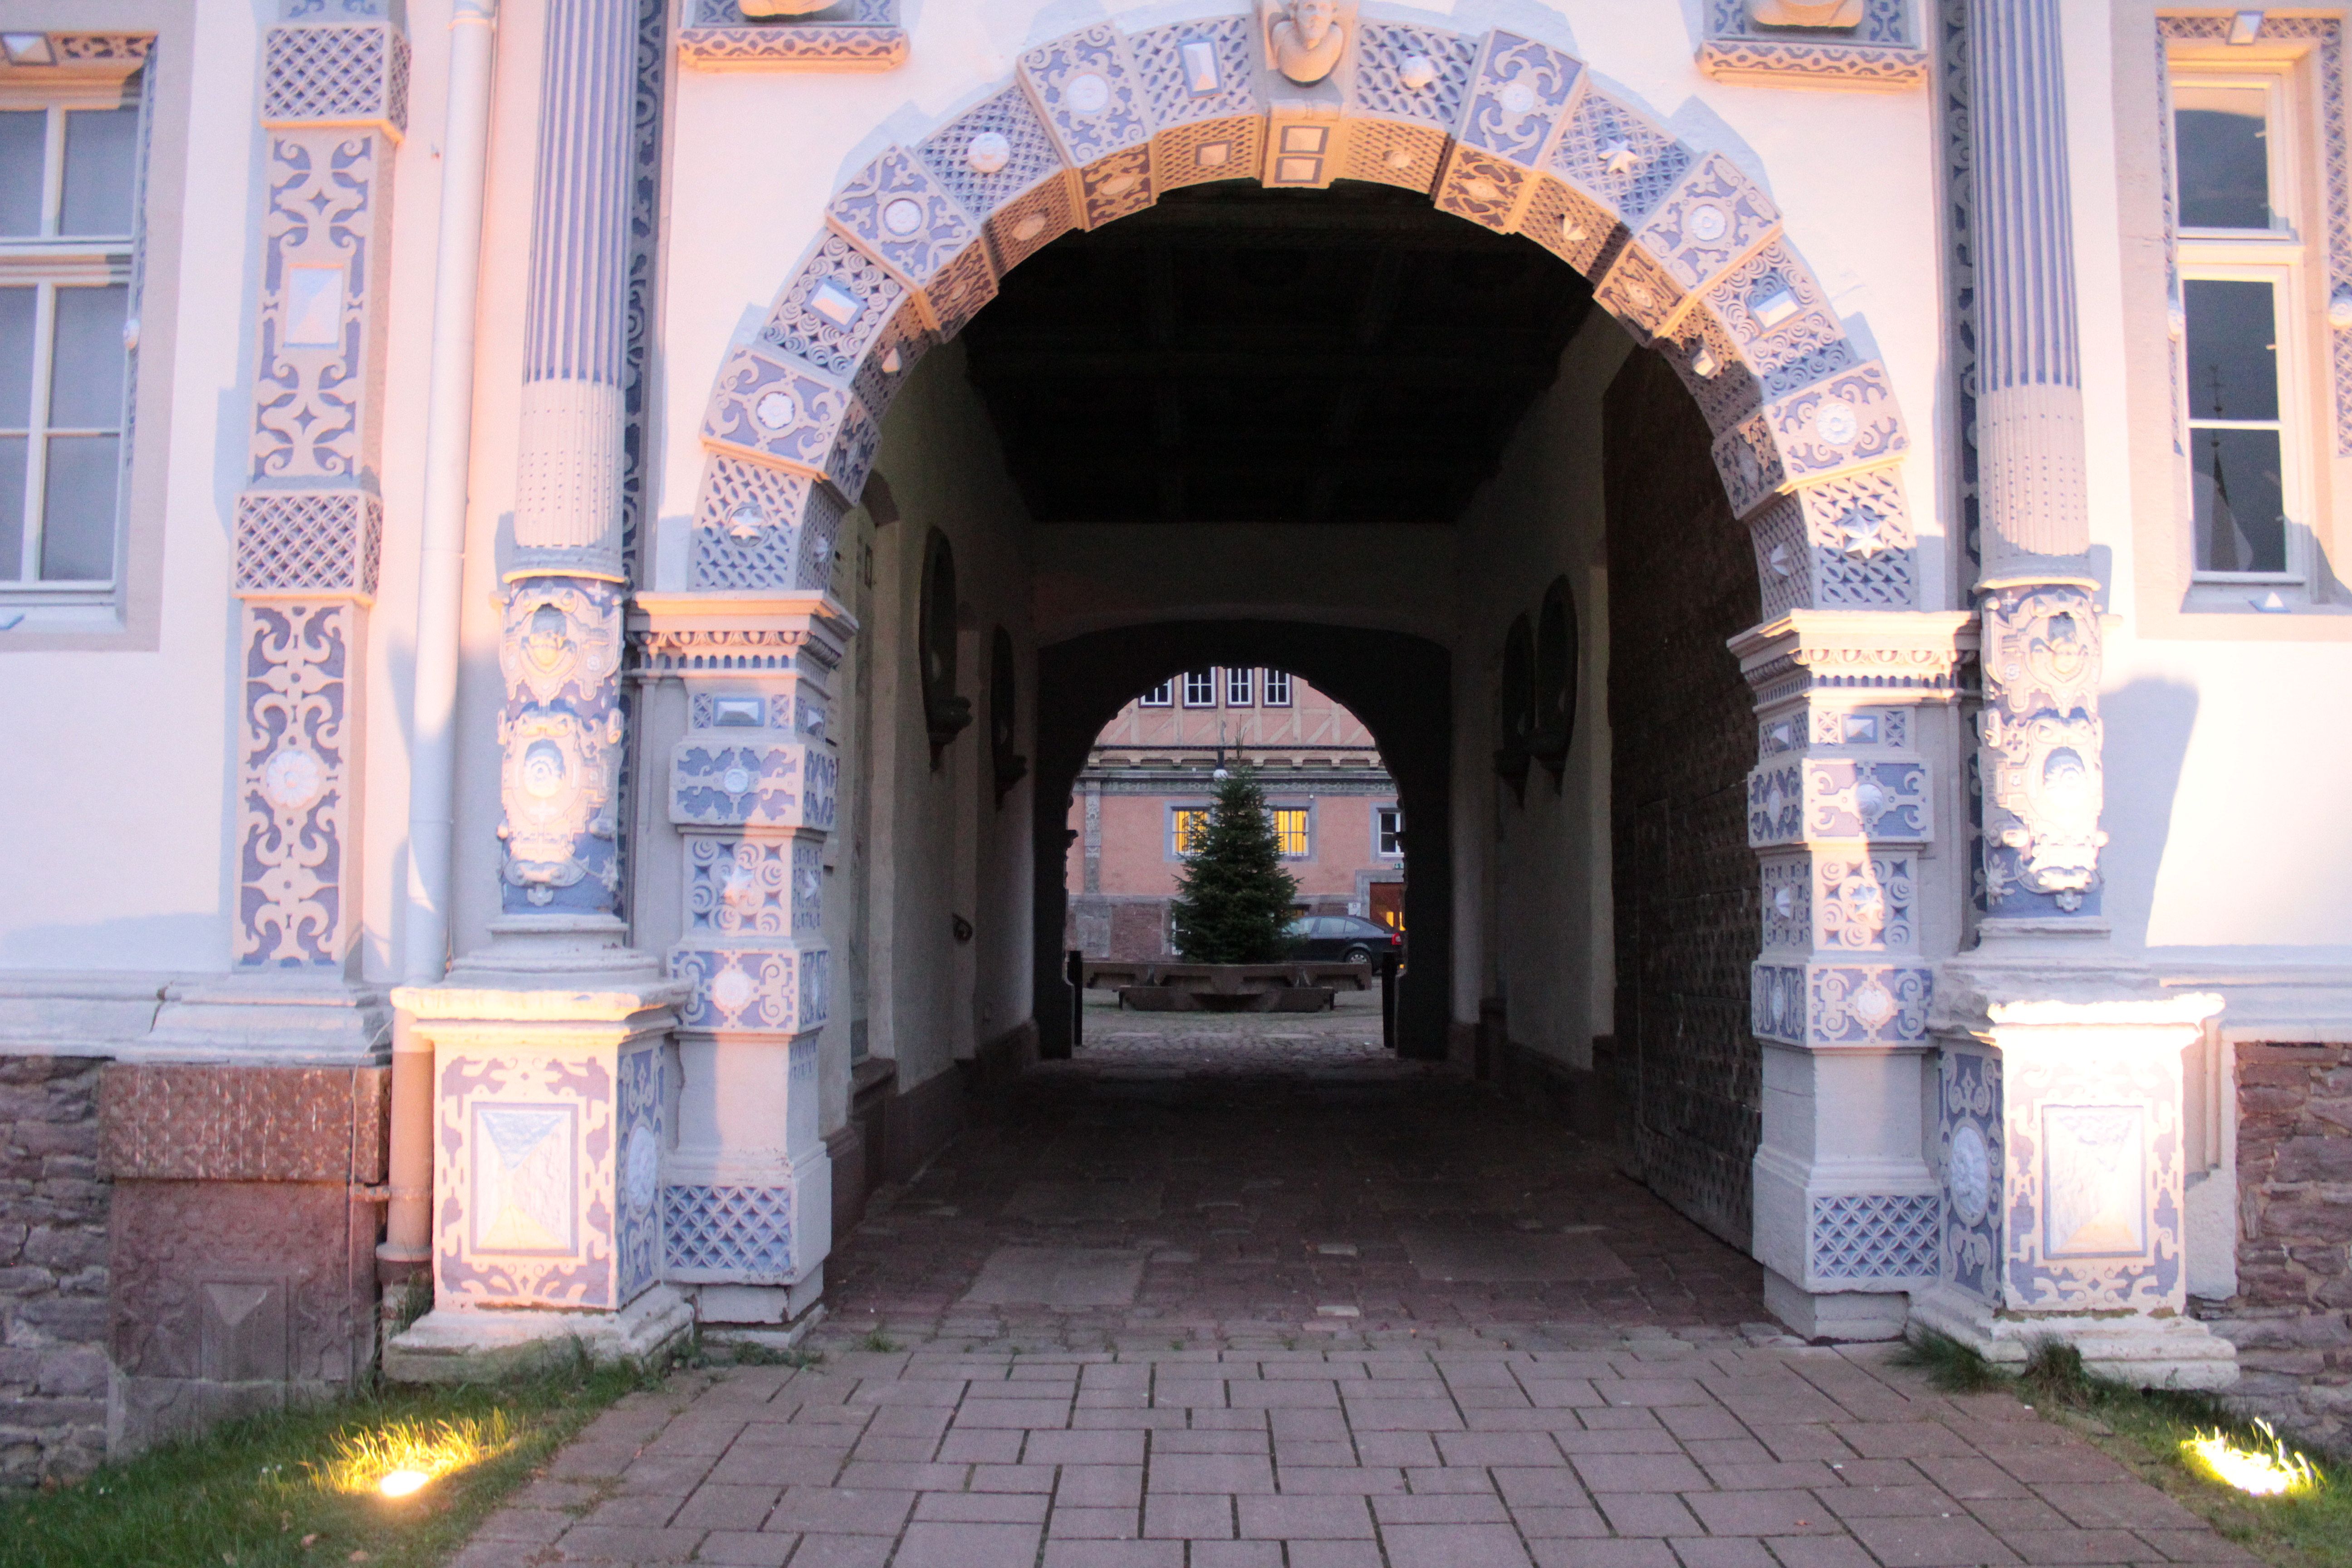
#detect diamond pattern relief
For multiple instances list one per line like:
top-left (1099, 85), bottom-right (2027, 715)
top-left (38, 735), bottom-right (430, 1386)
top-left (665, 1183), bottom-right (793, 1277)
top-left (235, 491), bottom-right (382, 598)
top-left (1810, 1192), bottom-right (1940, 1281)
top-left (262, 23), bottom-right (409, 131)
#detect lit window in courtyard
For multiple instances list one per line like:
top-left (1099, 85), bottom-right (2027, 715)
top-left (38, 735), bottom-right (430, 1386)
top-left (1172, 807), bottom-right (1209, 853)
top-left (1274, 808), bottom-right (1309, 858)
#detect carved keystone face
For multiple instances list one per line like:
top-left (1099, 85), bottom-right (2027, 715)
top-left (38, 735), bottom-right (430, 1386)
top-left (1291, 0), bottom-right (1339, 46)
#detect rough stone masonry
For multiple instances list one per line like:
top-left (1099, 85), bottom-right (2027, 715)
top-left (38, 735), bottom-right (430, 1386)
top-left (0, 1057), bottom-right (108, 1487)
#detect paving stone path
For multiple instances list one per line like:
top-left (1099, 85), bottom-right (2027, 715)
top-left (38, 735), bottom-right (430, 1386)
top-left (461, 1337), bottom-right (2256, 1568)
top-left (457, 1008), bottom-right (2258, 1567)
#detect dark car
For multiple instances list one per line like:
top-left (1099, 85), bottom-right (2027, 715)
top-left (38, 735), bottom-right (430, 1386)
top-left (1284, 914), bottom-right (1404, 965)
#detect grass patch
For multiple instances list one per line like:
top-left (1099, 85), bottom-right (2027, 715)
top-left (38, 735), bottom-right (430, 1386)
top-left (1897, 1331), bottom-right (2350, 1568)
top-left (0, 1345), bottom-right (666, 1568)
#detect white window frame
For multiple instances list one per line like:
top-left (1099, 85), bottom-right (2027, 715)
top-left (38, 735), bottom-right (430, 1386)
top-left (1182, 669), bottom-right (1217, 707)
top-left (1374, 804), bottom-right (1404, 858)
top-left (1226, 666), bottom-right (1254, 706)
top-left (1138, 679), bottom-right (1174, 707)
top-left (2169, 59), bottom-right (2323, 601)
top-left (1263, 669), bottom-right (1292, 706)
top-left (0, 84), bottom-right (139, 611)
top-left (1169, 803), bottom-right (1210, 858)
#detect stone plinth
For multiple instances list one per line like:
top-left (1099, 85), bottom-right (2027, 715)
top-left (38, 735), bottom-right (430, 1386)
top-left (385, 925), bottom-right (692, 1381)
top-left (1916, 984), bottom-right (2239, 1388)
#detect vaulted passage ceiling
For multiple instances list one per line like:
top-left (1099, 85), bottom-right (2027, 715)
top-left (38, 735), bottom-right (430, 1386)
top-left (960, 180), bottom-right (1597, 527)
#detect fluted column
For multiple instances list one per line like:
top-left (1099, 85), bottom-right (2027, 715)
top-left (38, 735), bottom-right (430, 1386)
top-left (496, 0), bottom-right (637, 917)
top-left (1965, 0), bottom-right (2107, 926)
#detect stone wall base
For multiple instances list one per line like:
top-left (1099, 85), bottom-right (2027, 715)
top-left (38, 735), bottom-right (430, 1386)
top-left (0, 1056), bottom-right (108, 1487)
top-left (1910, 1283), bottom-right (2241, 1390)
top-left (385, 1286), bottom-right (694, 1385)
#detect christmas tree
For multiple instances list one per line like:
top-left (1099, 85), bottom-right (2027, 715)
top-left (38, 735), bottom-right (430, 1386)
top-left (1169, 767), bottom-right (1300, 964)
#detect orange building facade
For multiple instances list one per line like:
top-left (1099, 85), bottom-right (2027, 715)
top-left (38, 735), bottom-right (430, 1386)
top-left (1065, 670), bottom-right (1402, 960)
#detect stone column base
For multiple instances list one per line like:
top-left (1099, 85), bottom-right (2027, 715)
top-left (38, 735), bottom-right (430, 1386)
top-left (1764, 1267), bottom-right (1910, 1343)
top-left (1908, 1283), bottom-right (2240, 1390)
top-left (383, 1285), bottom-right (695, 1385)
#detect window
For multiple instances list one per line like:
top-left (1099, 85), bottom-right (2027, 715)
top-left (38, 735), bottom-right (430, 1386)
top-left (1376, 806), bottom-right (1405, 857)
top-left (1263, 670), bottom-right (1292, 706)
top-left (1226, 666), bottom-right (1253, 705)
top-left (1138, 679), bottom-right (1174, 707)
top-left (0, 92), bottom-right (139, 597)
top-left (1171, 806), bottom-right (1210, 854)
top-left (2169, 62), bottom-right (2313, 590)
top-left (1183, 669), bottom-right (1217, 706)
top-left (1272, 807), bottom-right (1309, 858)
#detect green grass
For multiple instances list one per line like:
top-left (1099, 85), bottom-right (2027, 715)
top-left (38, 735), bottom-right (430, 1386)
top-left (1897, 1331), bottom-right (2351, 1568)
top-left (0, 1345), bottom-right (670, 1568)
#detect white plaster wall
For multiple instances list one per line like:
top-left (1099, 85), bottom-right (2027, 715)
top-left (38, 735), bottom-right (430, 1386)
top-left (860, 343), bottom-right (1034, 1092)
top-left (2063, 0), bottom-right (2352, 967)
top-left (1450, 313), bottom-right (1626, 1058)
top-left (0, 0), bottom-right (256, 973)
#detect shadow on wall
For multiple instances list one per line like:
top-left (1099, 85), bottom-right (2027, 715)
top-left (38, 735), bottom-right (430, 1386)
top-left (1033, 621), bottom-right (1452, 1062)
top-left (2096, 677), bottom-right (2199, 951)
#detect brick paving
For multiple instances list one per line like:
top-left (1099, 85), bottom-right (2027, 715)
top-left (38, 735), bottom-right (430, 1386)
top-left (457, 1007), bottom-right (2259, 1566)
top-left (459, 1339), bottom-right (2257, 1567)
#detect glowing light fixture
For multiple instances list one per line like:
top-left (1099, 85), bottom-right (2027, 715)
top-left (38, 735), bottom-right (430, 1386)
top-left (2180, 1421), bottom-right (2321, 1497)
top-left (377, 1469), bottom-right (431, 1499)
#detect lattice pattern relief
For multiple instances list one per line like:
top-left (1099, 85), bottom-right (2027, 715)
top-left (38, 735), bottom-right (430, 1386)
top-left (665, 1183), bottom-right (793, 1278)
top-left (262, 23), bottom-right (410, 132)
top-left (1157, 117), bottom-right (1267, 194)
top-left (1699, 0), bottom-right (1927, 87)
top-left (1811, 1193), bottom-right (1940, 1281)
top-left (916, 86), bottom-right (1065, 220)
top-left (1354, 21), bottom-right (1480, 128)
top-left (1339, 118), bottom-right (1443, 193)
top-left (1551, 90), bottom-right (1690, 223)
top-left (235, 491), bottom-right (383, 597)
top-left (692, 454), bottom-right (810, 590)
top-left (677, 0), bottom-right (905, 71)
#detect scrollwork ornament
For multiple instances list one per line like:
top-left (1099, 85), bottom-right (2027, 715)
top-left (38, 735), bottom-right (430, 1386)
top-left (496, 580), bottom-right (627, 911)
top-left (1979, 583), bottom-right (2106, 912)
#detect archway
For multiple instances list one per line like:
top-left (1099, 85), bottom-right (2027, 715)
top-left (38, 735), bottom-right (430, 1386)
top-left (678, 7), bottom-right (1936, 1338)
top-left (1032, 620), bottom-right (1453, 1060)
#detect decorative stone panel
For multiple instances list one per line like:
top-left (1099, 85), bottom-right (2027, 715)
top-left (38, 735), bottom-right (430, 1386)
top-left (235, 601), bottom-right (361, 968)
top-left (1978, 581), bottom-right (2104, 919)
top-left (665, 1183), bottom-right (794, 1279)
top-left (101, 1063), bottom-right (387, 1456)
top-left (677, 0), bottom-right (907, 73)
top-left (1698, 0), bottom-right (1929, 89)
top-left (100, 1065), bottom-right (387, 1184)
top-left (1019, 24), bottom-right (1156, 174)
top-left (497, 578), bottom-right (626, 914)
top-left (1939, 1045), bottom-right (2004, 1302)
top-left (1714, 360), bottom-right (1908, 519)
top-left (1455, 30), bottom-right (1581, 169)
top-left (261, 22), bottom-right (409, 132)
top-left (670, 738), bottom-right (838, 831)
top-left (233, 491), bottom-right (383, 598)
top-left (1810, 1192), bottom-right (1939, 1281)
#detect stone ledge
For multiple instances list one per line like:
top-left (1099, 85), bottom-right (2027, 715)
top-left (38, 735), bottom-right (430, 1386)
top-left (385, 1287), bottom-right (694, 1385)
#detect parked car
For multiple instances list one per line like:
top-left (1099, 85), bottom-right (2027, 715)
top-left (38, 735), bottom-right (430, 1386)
top-left (1284, 914), bottom-right (1404, 966)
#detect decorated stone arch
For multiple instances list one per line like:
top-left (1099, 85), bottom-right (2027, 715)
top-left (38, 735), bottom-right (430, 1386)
top-left (686, 8), bottom-right (1921, 622)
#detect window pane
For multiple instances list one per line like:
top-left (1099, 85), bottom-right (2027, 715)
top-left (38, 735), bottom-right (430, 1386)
top-left (0, 435), bottom-right (23, 579)
top-left (2191, 426), bottom-right (2288, 573)
top-left (0, 287), bottom-right (34, 428)
top-left (39, 433), bottom-right (119, 581)
top-left (2183, 279), bottom-right (2279, 422)
top-left (49, 285), bottom-right (127, 430)
top-left (2176, 98), bottom-right (2272, 229)
top-left (0, 112), bottom-right (43, 237)
top-left (60, 107), bottom-right (138, 238)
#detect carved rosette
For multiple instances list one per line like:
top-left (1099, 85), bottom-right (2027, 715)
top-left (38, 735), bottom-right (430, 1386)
top-left (1977, 582), bottom-right (2106, 918)
top-left (497, 579), bottom-right (627, 912)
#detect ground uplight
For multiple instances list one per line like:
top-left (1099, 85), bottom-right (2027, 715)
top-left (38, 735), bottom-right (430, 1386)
top-left (376, 1470), bottom-right (430, 1499)
top-left (2181, 1421), bottom-right (2323, 1497)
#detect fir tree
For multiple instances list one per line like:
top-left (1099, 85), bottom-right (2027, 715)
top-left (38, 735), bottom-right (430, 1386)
top-left (1168, 768), bottom-right (1300, 964)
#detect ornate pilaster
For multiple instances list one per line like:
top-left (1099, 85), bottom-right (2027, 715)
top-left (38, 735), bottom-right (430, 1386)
top-left (632, 598), bottom-right (848, 1325)
top-left (1735, 611), bottom-right (1972, 1339)
top-left (151, 3), bottom-right (407, 1061)
top-left (1964, 0), bottom-right (2106, 931)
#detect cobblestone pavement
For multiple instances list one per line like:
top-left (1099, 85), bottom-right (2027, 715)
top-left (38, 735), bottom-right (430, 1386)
top-left (461, 1338), bottom-right (2257, 1567)
top-left (457, 1005), bottom-right (2258, 1565)
top-left (826, 995), bottom-right (1764, 1343)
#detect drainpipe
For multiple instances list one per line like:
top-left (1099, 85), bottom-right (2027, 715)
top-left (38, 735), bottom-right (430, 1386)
top-left (381, 0), bottom-right (501, 1287)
